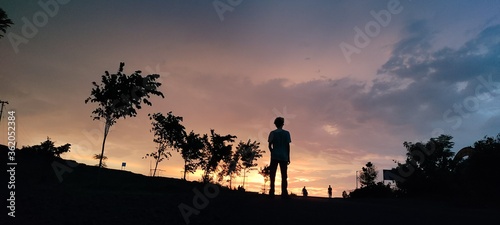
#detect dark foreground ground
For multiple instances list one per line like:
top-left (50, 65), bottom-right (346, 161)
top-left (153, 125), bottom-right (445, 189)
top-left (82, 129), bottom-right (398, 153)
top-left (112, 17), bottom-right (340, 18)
top-left (2, 148), bottom-right (498, 225)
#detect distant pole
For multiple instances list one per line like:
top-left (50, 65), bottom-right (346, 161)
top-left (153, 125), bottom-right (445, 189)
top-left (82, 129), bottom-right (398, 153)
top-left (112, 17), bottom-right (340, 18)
top-left (242, 169), bottom-right (247, 189)
top-left (0, 100), bottom-right (9, 124)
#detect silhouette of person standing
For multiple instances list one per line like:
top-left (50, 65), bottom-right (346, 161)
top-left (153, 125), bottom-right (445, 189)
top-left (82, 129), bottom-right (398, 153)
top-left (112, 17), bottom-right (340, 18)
top-left (268, 117), bottom-right (291, 198)
top-left (328, 185), bottom-right (332, 198)
top-left (302, 186), bottom-right (308, 197)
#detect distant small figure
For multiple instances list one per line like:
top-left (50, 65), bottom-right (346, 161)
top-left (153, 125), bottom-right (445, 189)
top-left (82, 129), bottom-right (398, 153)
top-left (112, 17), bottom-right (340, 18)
top-left (328, 185), bottom-right (332, 198)
top-left (302, 186), bottom-right (308, 197)
top-left (342, 190), bottom-right (349, 198)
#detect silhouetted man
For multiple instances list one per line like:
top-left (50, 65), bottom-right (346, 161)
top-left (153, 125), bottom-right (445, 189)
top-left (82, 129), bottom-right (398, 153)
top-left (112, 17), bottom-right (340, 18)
top-left (302, 186), bottom-right (308, 197)
top-left (268, 117), bottom-right (291, 198)
top-left (328, 185), bottom-right (332, 198)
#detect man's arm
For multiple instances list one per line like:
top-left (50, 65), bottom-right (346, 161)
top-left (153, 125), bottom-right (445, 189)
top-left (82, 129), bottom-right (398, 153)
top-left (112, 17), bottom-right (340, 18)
top-left (287, 131), bottom-right (291, 164)
top-left (268, 131), bottom-right (273, 152)
top-left (287, 142), bottom-right (290, 164)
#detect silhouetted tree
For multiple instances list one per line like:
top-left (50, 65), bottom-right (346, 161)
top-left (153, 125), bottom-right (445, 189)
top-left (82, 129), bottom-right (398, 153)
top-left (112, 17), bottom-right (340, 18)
top-left (0, 8), bottom-right (13, 38)
top-left (359, 162), bottom-right (377, 187)
top-left (454, 134), bottom-right (500, 200)
top-left (351, 162), bottom-right (396, 199)
top-left (180, 131), bottom-right (205, 180)
top-left (85, 62), bottom-right (164, 168)
top-left (22, 137), bottom-right (71, 158)
top-left (145, 112), bottom-right (186, 177)
top-left (259, 165), bottom-right (271, 194)
top-left (237, 139), bottom-right (264, 188)
top-left (217, 147), bottom-right (241, 188)
top-left (393, 134), bottom-right (455, 196)
top-left (93, 154), bottom-right (108, 168)
top-left (349, 182), bottom-right (394, 198)
top-left (198, 129), bottom-right (236, 183)
top-left (351, 162), bottom-right (395, 198)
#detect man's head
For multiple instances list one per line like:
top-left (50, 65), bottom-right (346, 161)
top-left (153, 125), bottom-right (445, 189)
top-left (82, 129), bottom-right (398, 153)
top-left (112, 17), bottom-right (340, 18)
top-left (274, 117), bottom-right (284, 128)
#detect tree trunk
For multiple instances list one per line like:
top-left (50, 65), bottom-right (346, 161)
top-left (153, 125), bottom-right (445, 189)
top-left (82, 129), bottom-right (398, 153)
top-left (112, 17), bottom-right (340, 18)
top-left (242, 168), bottom-right (246, 189)
top-left (183, 160), bottom-right (187, 180)
top-left (203, 169), bottom-right (210, 183)
top-left (153, 155), bottom-right (160, 177)
top-left (152, 143), bottom-right (162, 177)
top-left (99, 123), bottom-right (111, 168)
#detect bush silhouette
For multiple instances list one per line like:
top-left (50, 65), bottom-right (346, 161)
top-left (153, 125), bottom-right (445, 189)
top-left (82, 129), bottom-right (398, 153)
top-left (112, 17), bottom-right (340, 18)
top-left (349, 182), bottom-right (395, 198)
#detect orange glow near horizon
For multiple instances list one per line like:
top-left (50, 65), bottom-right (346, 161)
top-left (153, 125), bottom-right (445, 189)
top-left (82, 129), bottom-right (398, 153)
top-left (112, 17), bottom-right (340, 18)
top-left (56, 142), bottom-right (359, 198)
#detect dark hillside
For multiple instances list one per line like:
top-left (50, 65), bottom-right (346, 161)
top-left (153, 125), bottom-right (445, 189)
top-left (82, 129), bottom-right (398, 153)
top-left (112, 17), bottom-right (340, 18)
top-left (1, 146), bottom-right (497, 225)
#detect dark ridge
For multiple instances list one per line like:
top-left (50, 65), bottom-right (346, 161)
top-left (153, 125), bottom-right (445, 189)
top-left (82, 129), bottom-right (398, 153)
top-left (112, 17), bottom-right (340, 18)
top-left (1, 145), bottom-right (497, 225)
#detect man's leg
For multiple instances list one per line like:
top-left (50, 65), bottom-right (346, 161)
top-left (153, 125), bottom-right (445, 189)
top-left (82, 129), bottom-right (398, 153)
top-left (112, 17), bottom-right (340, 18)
top-left (279, 161), bottom-right (288, 196)
top-left (269, 160), bottom-right (278, 196)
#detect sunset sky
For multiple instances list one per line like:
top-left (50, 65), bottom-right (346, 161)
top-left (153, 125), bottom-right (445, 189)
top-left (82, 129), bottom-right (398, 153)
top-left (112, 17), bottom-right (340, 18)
top-left (1, 0), bottom-right (500, 197)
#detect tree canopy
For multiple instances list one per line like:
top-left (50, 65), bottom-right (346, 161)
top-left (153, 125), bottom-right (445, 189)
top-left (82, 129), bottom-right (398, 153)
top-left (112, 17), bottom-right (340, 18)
top-left (393, 134), bottom-right (455, 196)
top-left (347, 134), bottom-right (500, 201)
top-left (0, 8), bottom-right (13, 38)
top-left (180, 131), bottom-right (206, 180)
top-left (198, 129), bottom-right (237, 183)
top-left (145, 112), bottom-right (186, 177)
top-left (85, 62), bottom-right (164, 168)
top-left (359, 162), bottom-right (377, 187)
top-left (236, 140), bottom-right (264, 188)
top-left (21, 137), bottom-right (71, 158)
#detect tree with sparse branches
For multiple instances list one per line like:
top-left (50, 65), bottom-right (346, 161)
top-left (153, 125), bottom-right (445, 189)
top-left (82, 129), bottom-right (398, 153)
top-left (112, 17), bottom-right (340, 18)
top-left (198, 129), bottom-right (236, 183)
top-left (180, 131), bottom-right (205, 180)
top-left (85, 62), bottom-right (164, 168)
top-left (0, 8), bottom-right (13, 38)
top-left (144, 112), bottom-right (186, 177)
top-left (217, 148), bottom-right (242, 188)
top-left (259, 165), bottom-right (271, 194)
top-left (237, 139), bottom-right (264, 188)
top-left (359, 162), bottom-right (377, 187)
